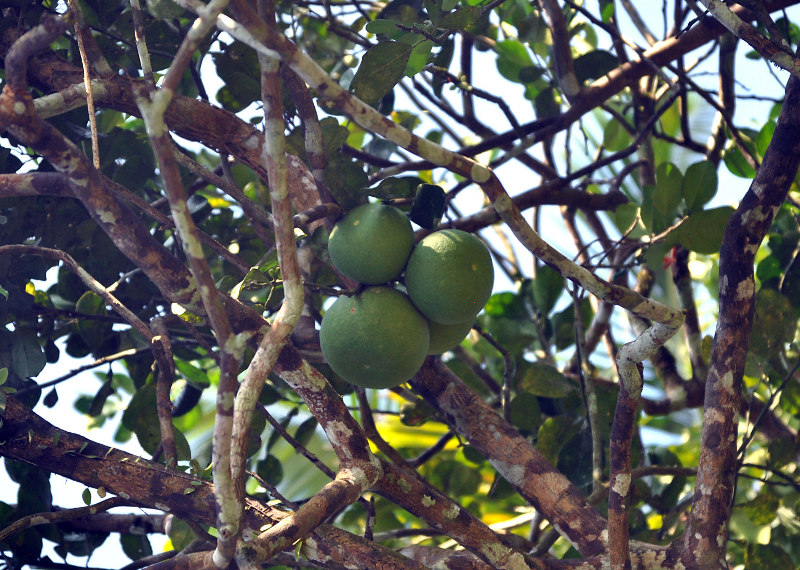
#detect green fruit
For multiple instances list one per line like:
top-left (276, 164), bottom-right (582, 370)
top-left (328, 202), bottom-right (414, 284)
top-left (427, 318), bottom-right (474, 354)
top-left (405, 229), bottom-right (494, 325)
top-left (319, 287), bottom-right (430, 389)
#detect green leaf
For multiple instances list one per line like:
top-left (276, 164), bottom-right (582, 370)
top-left (484, 291), bottom-right (526, 318)
top-left (82, 488), bottom-right (92, 506)
top-left (599, 0), bottom-right (615, 22)
top-left (767, 436), bottom-right (796, 468)
top-left (0, 367), bottom-right (8, 385)
top-left (432, 39), bottom-right (455, 96)
top-left (639, 183), bottom-right (657, 233)
top-left (440, 5), bottom-right (481, 30)
top-left (324, 153), bottom-right (369, 210)
top-left (517, 362), bottom-right (574, 398)
top-left (120, 532), bottom-right (153, 561)
top-left (167, 517), bottom-right (196, 552)
top-left (319, 117), bottom-right (353, 157)
top-left (174, 360), bottom-right (212, 387)
top-left (399, 399), bottom-right (436, 426)
top-left (212, 41), bottom-right (260, 113)
top-left (294, 416), bottom-right (319, 448)
top-left (351, 41), bottom-right (414, 104)
top-left (423, 0), bottom-right (442, 24)
top-left (603, 118), bottom-right (632, 152)
top-left (495, 39), bottom-right (534, 82)
top-left (409, 184), bottom-right (446, 229)
top-left (640, 162), bottom-right (683, 234)
top-left (533, 87), bottom-right (560, 118)
top-left (433, 460), bottom-right (481, 496)
top-left (655, 162), bottom-right (683, 218)
top-left (755, 120), bottom-right (776, 159)
top-left (531, 264), bottom-right (565, 315)
top-left (552, 298), bottom-right (594, 351)
top-left (537, 416), bottom-right (581, 465)
top-left (256, 454), bottom-right (284, 486)
top-left (11, 329), bottom-right (46, 378)
top-left (122, 384), bottom-right (192, 461)
top-left (744, 544), bottom-right (794, 569)
top-left (683, 160), bottom-right (718, 210)
top-left (405, 39), bottom-right (434, 76)
top-left (573, 50), bottom-right (618, 83)
top-left (365, 19), bottom-right (403, 36)
top-left (88, 380), bottom-right (115, 417)
top-left (461, 445), bottom-right (486, 465)
top-left (723, 144), bottom-right (757, 179)
top-left (611, 202), bottom-right (639, 235)
top-left (677, 206), bottom-right (734, 254)
top-left (557, 428), bottom-right (593, 489)
top-left (43, 388), bottom-right (58, 408)
top-left (508, 392), bottom-right (541, 432)
top-left (742, 491), bottom-right (780, 526)
top-left (145, 0), bottom-right (183, 19)
top-left (372, 176), bottom-right (424, 200)
top-left (75, 291), bottom-right (112, 353)
top-left (750, 288), bottom-right (795, 361)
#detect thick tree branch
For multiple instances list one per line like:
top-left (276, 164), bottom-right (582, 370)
top-left (676, 71), bottom-right (800, 569)
top-left (0, 396), bottom-right (421, 570)
top-left (411, 358), bottom-right (609, 557)
top-left (696, 0), bottom-right (800, 77)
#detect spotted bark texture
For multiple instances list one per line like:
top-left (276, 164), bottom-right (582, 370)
top-left (374, 460), bottom-right (538, 570)
top-left (0, 396), bottom-right (422, 570)
top-left (675, 73), bottom-right (800, 568)
top-left (608, 387), bottom-right (639, 570)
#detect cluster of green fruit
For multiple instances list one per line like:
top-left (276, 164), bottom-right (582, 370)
top-left (319, 202), bottom-right (494, 389)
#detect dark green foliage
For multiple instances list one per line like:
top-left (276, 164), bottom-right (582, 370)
top-left (3, 1), bottom-right (800, 568)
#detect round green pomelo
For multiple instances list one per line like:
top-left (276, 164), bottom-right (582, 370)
top-left (427, 318), bottom-right (474, 354)
top-left (405, 229), bottom-right (494, 325)
top-left (328, 203), bottom-right (414, 284)
top-left (319, 287), bottom-right (430, 389)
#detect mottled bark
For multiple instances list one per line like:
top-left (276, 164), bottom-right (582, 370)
top-left (676, 73), bottom-right (800, 568)
top-left (0, 396), bottom-right (421, 570)
top-left (608, 386), bottom-right (639, 570)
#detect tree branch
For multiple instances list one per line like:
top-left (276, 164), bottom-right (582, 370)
top-left (676, 68), bottom-right (800, 569)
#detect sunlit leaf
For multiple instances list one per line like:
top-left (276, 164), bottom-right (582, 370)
top-left (723, 144), bottom-right (757, 179)
top-left (603, 117), bottom-right (632, 152)
top-left (495, 39), bottom-right (534, 82)
top-left (756, 120), bottom-right (776, 159)
top-left (677, 206), bottom-right (734, 254)
top-left (683, 160), bottom-right (718, 210)
top-left (531, 264), bottom-right (565, 315)
top-left (743, 491), bottom-right (780, 526)
top-left (405, 39), bottom-right (434, 76)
